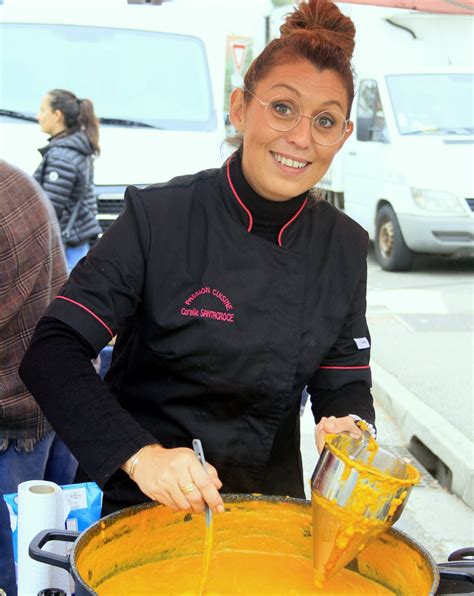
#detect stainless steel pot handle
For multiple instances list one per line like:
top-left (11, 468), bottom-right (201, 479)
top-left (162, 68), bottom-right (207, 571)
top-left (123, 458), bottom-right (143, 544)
top-left (29, 529), bottom-right (79, 572)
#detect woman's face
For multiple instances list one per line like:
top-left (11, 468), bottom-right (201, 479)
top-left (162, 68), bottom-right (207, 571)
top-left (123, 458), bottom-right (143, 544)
top-left (229, 60), bottom-right (353, 201)
top-left (37, 95), bottom-right (64, 136)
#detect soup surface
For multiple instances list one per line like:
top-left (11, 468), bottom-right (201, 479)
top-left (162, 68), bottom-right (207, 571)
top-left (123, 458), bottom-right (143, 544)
top-left (77, 500), bottom-right (398, 595)
top-left (98, 549), bottom-right (394, 595)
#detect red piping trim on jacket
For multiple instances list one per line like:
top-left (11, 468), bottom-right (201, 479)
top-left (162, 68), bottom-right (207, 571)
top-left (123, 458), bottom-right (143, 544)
top-left (56, 296), bottom-right (114, 339)
top-left (277, 197), bottom-right (308, 247)
top-left (226, 158), bottom-right (309, 244)
top-left (319, 365), bottom-right (370, 370)
top-left (226, 159), bottom-right (253, 232)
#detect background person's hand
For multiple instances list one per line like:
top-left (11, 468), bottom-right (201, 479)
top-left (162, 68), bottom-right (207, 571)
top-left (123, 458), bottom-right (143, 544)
top-left (314, 415), bottom-right (362, 454)
top-left (123, 444), bottom-right (224, 514)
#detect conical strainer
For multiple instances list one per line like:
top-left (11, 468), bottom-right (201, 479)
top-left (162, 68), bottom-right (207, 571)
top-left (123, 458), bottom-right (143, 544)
top-left (311, 432), bottom-right (420, 587)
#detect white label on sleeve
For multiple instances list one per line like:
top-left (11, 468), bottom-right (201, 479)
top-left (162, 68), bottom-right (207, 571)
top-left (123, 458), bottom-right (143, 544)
top-left (354, 337), bottom-right (370, 349)
top-left (48, 171), bottom-right (59, 182)
top-left (64, 487), bottom-right (87, 510)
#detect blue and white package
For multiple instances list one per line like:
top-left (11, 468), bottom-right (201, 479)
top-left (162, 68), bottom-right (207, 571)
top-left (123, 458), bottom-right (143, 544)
top-left (3, 481), bottom-right (103, 574)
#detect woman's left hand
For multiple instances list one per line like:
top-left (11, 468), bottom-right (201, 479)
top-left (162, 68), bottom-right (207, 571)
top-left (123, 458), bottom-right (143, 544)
top-left (314, 415), bottom-right (362, 454)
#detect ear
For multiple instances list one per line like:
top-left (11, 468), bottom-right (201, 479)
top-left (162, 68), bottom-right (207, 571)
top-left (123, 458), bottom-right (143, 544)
top-left (229, 88), bottom-right (246, 132)
top-left (53, 109), bottom-right (65, 126)
top-left (335, 120), bottom-right (354, 153)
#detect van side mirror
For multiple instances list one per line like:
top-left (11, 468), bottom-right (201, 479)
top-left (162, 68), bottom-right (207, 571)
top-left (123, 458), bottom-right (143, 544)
top-left (356, 80), bottom-right (389, 143)
top-left (357, 117), bottom-right (390, 143)
top-left (369, 127), bottom-right (390, 144)
top-left (357, 116), bottom-right (374, 142)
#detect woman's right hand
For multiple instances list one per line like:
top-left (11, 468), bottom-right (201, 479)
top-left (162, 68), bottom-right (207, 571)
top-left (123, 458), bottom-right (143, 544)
top-left (314, 416), bottom-right (362, 454)
top-left (122, 444), bottom-right (225, 514)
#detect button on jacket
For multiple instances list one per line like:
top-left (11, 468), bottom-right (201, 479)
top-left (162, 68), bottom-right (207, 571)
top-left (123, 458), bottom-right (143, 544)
top-left (43, 157), bottom-right (374, 507)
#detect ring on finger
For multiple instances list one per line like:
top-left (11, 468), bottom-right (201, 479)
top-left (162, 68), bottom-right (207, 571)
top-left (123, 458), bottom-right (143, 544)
top-left (179, 482), bottom-right (196, 495)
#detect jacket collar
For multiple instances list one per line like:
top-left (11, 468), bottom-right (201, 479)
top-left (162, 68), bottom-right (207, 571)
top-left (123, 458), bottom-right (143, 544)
top-left (38, 130), bottom-right (93, 157)
top-left (219, 150), bottom-right (309, 248)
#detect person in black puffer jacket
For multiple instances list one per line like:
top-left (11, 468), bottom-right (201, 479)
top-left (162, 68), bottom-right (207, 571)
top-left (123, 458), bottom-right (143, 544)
top-left (34, 89), bottom-right (103, 271)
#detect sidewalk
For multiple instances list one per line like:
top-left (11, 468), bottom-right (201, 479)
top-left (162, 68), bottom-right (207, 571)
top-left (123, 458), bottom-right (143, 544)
top-left (371, 359), bottom-right (474, 509)
top-left (299, 392), bottom-right (474, 564)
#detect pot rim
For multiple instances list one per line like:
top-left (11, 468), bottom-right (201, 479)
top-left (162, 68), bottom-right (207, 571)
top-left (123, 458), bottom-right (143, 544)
top-left (69, 493), bottom-right (439, 595)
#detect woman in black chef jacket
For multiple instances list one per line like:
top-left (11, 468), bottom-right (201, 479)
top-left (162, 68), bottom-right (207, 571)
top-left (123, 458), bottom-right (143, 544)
top-left (20, 0), bottom-right (376, 517)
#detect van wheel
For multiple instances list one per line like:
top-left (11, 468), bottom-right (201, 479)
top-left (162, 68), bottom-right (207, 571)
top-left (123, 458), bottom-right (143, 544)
top-left (375, 205), bottom-right (414, 271)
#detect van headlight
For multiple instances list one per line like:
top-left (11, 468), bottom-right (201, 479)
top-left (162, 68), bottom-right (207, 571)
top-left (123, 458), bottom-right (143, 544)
top-left (411, 188), bottom-right (465, 214)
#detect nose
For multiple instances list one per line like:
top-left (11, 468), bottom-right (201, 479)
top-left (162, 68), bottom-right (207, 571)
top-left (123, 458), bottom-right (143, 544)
top-left (285, 114), bottom-right (313, 148)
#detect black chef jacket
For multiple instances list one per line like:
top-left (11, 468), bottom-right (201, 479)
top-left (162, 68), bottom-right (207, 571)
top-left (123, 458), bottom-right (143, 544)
top-left (44, 158), bottom-right (373, 510)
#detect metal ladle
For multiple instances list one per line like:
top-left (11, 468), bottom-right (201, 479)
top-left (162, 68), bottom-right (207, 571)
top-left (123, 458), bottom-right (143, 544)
top-left (192, 438), bottom-right (212, 527)
top-left (193, 439), bottom-right (214, 596)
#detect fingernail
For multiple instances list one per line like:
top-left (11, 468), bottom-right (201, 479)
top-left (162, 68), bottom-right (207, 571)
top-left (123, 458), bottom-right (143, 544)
top-left (217, 504), bottom-right (225, 513)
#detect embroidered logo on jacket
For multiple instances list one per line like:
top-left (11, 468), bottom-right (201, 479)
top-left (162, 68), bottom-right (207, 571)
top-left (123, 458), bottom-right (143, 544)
top-left (181, 287), bottom-right (235, 324)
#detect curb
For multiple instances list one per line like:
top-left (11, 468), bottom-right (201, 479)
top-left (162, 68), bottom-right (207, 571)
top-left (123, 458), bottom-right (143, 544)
top-left (372, 360), bottom-right (474, 509)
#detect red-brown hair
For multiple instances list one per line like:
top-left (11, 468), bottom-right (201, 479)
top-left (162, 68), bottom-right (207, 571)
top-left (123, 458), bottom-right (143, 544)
top-left (244, 0), bottom-right (356, 117)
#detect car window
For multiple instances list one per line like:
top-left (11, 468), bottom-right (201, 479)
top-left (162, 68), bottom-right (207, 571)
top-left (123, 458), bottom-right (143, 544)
top-left (0, 23), bottom-right (216, 131)
top-left (386, 73), bottom-right (473, 135)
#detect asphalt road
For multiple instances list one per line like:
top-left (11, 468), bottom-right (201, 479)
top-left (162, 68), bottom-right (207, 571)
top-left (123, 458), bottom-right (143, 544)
top-left (366, 247), bottom-right (473, 441)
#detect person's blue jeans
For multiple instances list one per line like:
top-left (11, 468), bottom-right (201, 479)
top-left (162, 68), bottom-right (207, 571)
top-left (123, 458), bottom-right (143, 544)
top-left (0, 433), bottom-right (78, 595)
top-left (66, 242), bottom-right (89, 273)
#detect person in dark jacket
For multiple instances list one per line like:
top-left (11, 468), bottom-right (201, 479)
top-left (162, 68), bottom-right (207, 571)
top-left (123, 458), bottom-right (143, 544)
top-left (34, 89), bottom-right (103, 271)
top-left (21, 0), bottom-right (375, 518)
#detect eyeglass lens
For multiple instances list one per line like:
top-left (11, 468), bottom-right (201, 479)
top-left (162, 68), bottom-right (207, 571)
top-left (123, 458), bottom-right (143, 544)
top-left (265, 97), bottom-right (347, 146)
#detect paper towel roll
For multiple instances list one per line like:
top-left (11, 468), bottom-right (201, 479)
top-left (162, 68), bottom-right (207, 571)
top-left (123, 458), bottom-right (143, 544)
top-left (17, 481), bottom-right (70, 596)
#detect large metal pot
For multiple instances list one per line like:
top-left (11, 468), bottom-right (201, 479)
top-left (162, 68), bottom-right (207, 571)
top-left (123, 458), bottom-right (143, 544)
top-left (29, 494), bottom-right (439, 595)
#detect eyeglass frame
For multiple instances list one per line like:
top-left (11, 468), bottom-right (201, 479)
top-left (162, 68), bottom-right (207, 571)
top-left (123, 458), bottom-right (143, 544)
top-left (244, 88), bottom-right (351, 147)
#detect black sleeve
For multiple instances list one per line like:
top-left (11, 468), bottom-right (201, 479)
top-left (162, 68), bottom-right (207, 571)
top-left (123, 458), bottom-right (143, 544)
top-left (307, 252), bottom-right (375, 426)
top-left (309, 382), bottom-right (375, 427)
top-left (43, 185), bottom-right (151, 354)
top-left (19, 317), bottom-right (156, 488)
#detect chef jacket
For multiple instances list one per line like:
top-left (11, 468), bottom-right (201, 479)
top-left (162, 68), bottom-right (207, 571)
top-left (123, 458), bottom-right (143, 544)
top-left (44, 158), bottom-right (373, 509)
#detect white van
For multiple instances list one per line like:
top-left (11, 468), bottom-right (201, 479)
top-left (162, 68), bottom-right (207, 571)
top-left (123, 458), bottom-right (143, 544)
top-left (272, 3), bottom-right (474, 271)
top-left (0, 0), bottom-right (271, 233)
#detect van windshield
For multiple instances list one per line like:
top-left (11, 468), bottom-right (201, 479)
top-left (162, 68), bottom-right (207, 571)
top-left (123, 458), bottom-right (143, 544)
top-left (0, 23), bottom-right (216, 131)
top-left (386, 73), bottom-right (473, 135)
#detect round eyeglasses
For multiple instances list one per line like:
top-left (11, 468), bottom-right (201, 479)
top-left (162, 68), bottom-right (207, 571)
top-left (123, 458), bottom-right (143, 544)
top-left (246, 89), bottom-right (349, 147)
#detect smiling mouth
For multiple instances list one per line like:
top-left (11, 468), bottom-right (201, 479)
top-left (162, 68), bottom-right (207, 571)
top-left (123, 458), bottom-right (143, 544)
top-left (271, 152), bottom-right (310, 170)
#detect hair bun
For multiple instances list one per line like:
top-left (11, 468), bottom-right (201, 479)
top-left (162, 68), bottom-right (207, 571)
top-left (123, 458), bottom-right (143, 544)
top-left (280, 0), bottom-right (355, 60)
